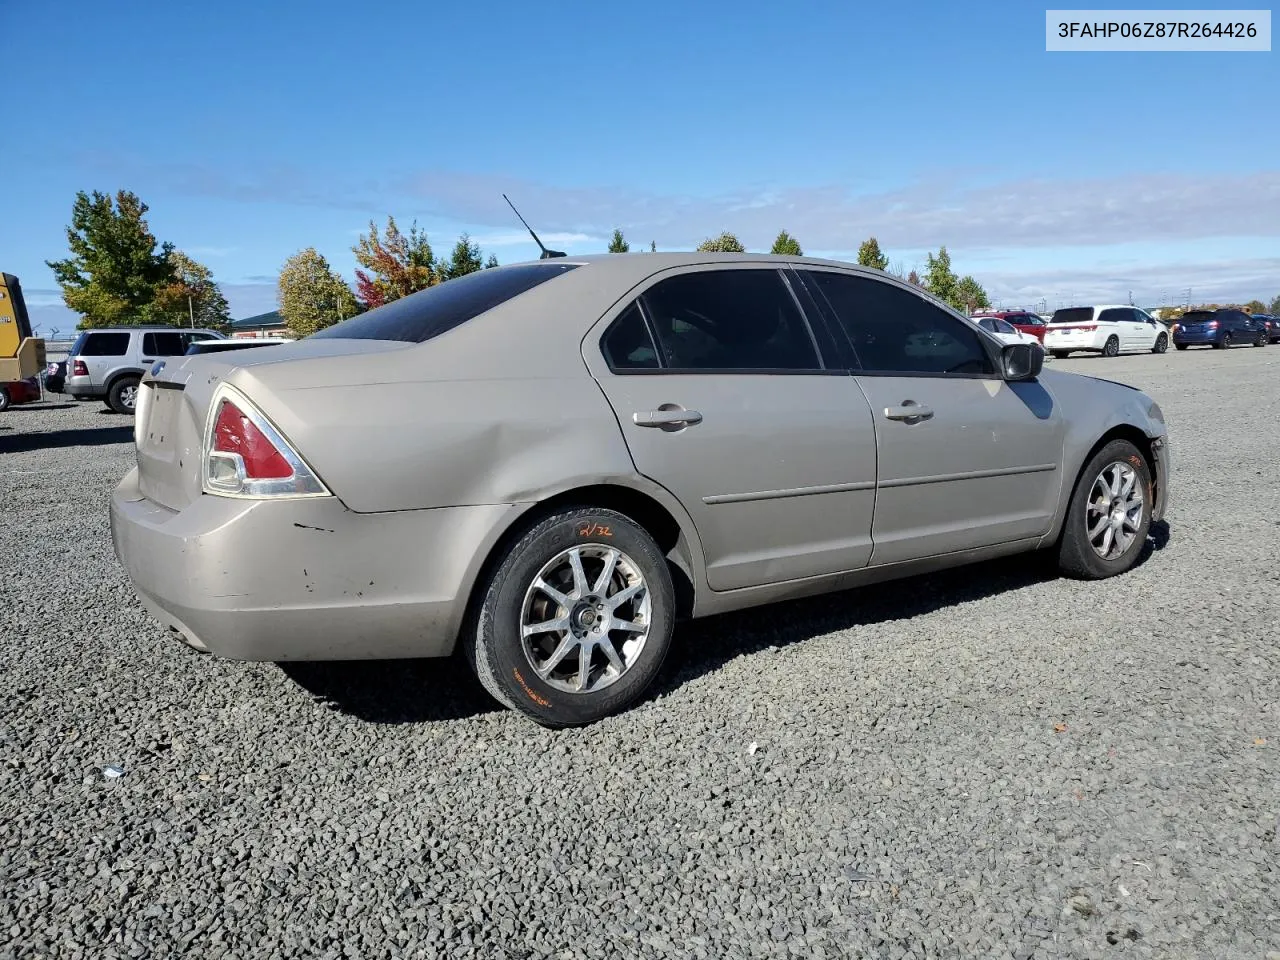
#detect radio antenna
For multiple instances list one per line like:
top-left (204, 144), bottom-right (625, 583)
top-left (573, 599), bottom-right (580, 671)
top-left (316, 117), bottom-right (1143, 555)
top-left (503, 194), bottom-right (565, 259)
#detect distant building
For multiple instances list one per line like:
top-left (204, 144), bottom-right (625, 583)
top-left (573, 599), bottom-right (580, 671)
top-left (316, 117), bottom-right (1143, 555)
top-left (229, 310), bottom-right (291, 339)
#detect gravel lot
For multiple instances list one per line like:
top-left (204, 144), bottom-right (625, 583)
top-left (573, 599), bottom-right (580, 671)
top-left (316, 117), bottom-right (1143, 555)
top-left (2, 348), bottom-right (1277, 960)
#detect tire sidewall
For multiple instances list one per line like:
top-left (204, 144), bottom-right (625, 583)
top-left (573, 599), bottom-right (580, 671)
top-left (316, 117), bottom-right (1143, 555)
top-left (0, 387), bottom-right (10, 412)
top-left (1153, 333), bottom-right (1168, 353)
top-left (1103, 336), bottom-right (1119, 357)
top-left (1065, 441), bottom-right (1153, 578)
top-left (478, 508), bottom-right (675, 727)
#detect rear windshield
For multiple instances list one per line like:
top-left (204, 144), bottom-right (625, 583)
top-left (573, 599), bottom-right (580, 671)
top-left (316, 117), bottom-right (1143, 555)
top-left (311, 262), bottom-right (580, 344)
top-left (70, 331), bottom-right (131, 356)
top-left (1050, 308), bottom-right (1094, 325)
top-left (1179, 311), bottom-right (1214, 323)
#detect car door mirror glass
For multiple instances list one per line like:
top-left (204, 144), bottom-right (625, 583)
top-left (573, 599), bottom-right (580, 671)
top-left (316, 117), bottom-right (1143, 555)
top-left (1001, 342), bottom-right (1043, 381)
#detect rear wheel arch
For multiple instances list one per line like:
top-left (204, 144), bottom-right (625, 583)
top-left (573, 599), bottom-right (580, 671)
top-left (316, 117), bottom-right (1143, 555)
top-left (460, 483), bottom-right (702, 650)
top-left (104, 368), bottom-right (144, 394)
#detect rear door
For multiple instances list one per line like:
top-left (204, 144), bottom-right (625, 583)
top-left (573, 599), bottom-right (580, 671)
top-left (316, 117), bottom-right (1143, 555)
top-left (1096, 308), bottom-right (1131, 351)
top-left (584, 264), bottom-right (879, 592)
top-left (797, 269), bottom-right (1065, 565)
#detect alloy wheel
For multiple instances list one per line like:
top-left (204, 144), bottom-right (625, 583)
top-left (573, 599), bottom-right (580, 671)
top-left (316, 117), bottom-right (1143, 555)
top-left (1086, 461), bottom-right (1145, 561)
top-left (520, 544), bottom-right (652, 694)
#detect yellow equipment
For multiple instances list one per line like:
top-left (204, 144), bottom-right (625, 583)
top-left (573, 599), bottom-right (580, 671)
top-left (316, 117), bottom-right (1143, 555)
top-left (0, 273), bottom-right (46, 384)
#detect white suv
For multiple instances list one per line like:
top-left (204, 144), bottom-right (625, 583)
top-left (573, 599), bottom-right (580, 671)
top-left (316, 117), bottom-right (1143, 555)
top-left (1043, 305), bottom-right (1170, 359)
top-left (65, 327), bottom-right (225, 413)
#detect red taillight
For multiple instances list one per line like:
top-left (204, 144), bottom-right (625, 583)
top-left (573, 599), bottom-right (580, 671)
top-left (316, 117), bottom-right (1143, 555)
top-left (72, 360), bottom-right (88, 376)
top-left (212, 400), bottom-right (293, 479)
top-left (1080, 324), bottom-right (1097, 331)
top-left (1206, 320), bottom-right (1219, 329)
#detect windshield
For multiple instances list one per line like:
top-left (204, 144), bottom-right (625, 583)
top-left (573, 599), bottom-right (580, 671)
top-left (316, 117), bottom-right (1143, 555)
top-left (1050, 308), bottom-right (1094, 325)
top-left (1179, 311), bottom-right (1214, 323)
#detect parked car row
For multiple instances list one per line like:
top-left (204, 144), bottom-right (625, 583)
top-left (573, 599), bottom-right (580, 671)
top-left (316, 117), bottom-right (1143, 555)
top-left (976, 305), bottom-right (1275, 360)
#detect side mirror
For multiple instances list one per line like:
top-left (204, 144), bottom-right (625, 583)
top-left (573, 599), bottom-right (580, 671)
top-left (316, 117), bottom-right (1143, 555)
top-left (1002, 341), bottom-right (1043, 381)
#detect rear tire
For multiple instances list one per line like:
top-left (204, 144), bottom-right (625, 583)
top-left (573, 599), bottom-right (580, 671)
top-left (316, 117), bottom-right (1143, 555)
top-left (1152, 333), bottom-right (1168, 354)
top-left (1102, 336), bottom-right (1120, 357)
top-left (1214, 333), bottom-right (1231, 350)
top-left (107, 376), bottom-right (140, 415)
top-left (0, 387), bottom-right (10, 412)
top-left (1058, 440), bottom-right (1153, 580)
top-left (1175, 343), bottom-right (1188, 351)
top-left (466, 506), bottom-right (675, 728)
top-left (1050, 350), bottom-right (1069, 359)
top-left (1254, 331), bottom-right (1267, 347)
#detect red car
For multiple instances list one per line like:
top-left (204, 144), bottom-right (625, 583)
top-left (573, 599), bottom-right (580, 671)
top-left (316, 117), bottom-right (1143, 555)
top-left (970, 310), bottom-right (1048, 344)
top-left (0, 376), bottom-right (41, 411)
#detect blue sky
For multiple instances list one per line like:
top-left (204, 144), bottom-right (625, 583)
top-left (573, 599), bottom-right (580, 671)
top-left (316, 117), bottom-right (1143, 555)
top-left (3, 0), bottom-right (1277, 334)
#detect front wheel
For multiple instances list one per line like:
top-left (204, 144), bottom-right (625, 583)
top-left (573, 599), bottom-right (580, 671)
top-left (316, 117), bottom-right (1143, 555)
top-left (466, 506), bottom-right (675, 727)
top-left (0, 387), bottom-right (10, 412)
top-left (1057, 440), bottom-right (1152, 580)
top-left (1102, 336), bottom-right (1120, 357)
top-left (1151, 333), bottom-right (1168, 354)
top-left (107, 376), bottom-right (140, 415)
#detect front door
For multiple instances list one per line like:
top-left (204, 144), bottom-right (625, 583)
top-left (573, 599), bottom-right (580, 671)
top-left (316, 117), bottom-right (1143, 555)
top-left (797, 269), bottom-right (1066, 566)
top-left (584, 265), bottom-right (879, 592)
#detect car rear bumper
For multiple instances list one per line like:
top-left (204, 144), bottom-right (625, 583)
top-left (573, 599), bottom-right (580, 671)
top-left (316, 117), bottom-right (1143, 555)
top-left (1172, 330), bottom-right (1218, 344)
top-left (110, 467), bottom-right (522, 661)
top-left (1043, 334), bottom-right (1102, 352)
top-left (65, 374), bottom-right (103, 399)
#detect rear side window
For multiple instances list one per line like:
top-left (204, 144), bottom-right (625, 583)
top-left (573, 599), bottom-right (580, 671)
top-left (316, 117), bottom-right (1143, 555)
top-left (311, 263), bottom-right (579, 343)
top-left (75, 332), bottom-right (130, 356)
top-left (638, 269), bottom-right (821, 371)
top-left (1098, 308), bottom-right (1130, 324)
top-left (142, 332), bottom-right (187, 356)
top-left (1050, 308), bottom-right (1094, 325)
top-left (802, 270), bottom-right (995, 376)
top-left (601, 303), bottom-right (659, 370)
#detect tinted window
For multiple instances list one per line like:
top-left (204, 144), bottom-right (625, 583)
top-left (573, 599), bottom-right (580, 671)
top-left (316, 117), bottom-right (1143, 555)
top-left (601, 303), bottom-right (659, 370)
top-left (1050, 308), bottom-right (1094, 325)
top-left (1180, 311), bottom-right (1214, 323)
top-left (311, 263), bottom-right (579, 343)
top-left (977, 318), bottom-right (997, 332)
top-left (1097, 308), bottom-right (1130, 324)
top-left (76, 332), bottom-right (130, 356)
top-left (994, 319), bottom-right (1017, 334)
top-left (639, 269), bottom-right (820, 371)
top-left (803, 271), bottom-right (995, 376)
top-left (143, 332), bottom-right (187, 356)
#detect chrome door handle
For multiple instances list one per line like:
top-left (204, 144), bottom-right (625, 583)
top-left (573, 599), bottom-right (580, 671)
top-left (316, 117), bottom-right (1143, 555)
top-left (884, 402), bottom-right (933, 422)
top-left (633, 409), bottom-right (703, 428)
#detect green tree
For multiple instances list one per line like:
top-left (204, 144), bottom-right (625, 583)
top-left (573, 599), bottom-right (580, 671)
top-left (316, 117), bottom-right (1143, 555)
top-left (46, 189), bottom-right (175, 328)
top-left (954, 275), bottom-right (992, 313)
top-left (770, 230), bottom-right (803, 256)
top-left (608, 229), bottom-right (630, 253)
top-left (1269, 294), bottom-right (1280, 313)
top-left (1244, 299), bottom-right (1266, 313)
top-left (907, 269), bottom-right (923, 287)
top-left (696, 232), bottom-right (746, 253)
top-left (352, 216), bottom-right (438, 309)
top-left (923, 247), bottom-right (959, 306)
top-left (856, 237), bottom-right (889, 271)
top-left (440, 233), bottom-right (485, 280)
top-left (485, 254), bottom-right (499, 269)
top-left (278, 248), bottom-right (359, 338)
top-left (150, 250), bottom-right (231, 330)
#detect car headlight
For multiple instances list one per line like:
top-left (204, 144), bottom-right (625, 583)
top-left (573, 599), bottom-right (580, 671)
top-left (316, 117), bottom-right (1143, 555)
top-left (1147, 401), bottom-right (1165, 423)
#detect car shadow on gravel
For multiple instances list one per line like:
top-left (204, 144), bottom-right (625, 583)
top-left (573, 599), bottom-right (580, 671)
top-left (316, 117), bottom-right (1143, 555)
top-left (277, 522), bottom-right (1169, 724)
top-left (278, 657), bottom-right (502, 724)
top-left (653, 522), bottom-right (1172, 698)
top-left (0, 425), bottom-right (134, 452)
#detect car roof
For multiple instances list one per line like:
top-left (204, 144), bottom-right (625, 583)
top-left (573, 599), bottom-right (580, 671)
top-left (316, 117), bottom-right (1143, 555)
top-left (79, 325), bottom-right (223, 332)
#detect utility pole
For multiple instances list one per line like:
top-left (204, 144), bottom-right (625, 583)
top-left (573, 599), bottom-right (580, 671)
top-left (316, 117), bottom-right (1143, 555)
top-left (188, 295), bottom-right (195, 328)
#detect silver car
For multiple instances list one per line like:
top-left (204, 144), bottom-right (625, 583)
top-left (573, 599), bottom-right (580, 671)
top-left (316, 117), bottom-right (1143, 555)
top-left (111, 254), bottom-right (1171, 727)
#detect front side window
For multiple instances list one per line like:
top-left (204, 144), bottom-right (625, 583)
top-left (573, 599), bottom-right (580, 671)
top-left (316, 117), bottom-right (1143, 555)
top-left (801, 271), bottom-right (995, 376)
top-left (75, 332), bottom-right (130, 357)
top-left (638, 269), bottom-right (820, 371)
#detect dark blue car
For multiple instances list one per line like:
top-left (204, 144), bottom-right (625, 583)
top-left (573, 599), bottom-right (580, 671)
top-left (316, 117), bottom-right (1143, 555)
top-left (1172, 309), bottom-right (1268, 350)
